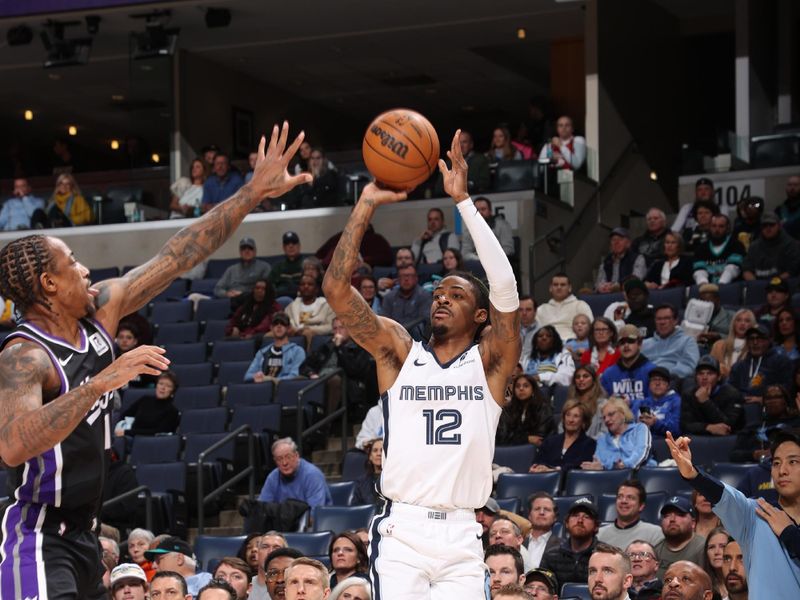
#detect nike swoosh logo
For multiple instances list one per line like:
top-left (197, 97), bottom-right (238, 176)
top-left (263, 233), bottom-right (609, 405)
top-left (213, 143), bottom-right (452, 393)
top-left (58, 354), bottom-right (73, 367)
top-left (413, 358), bottom-right (426, 366)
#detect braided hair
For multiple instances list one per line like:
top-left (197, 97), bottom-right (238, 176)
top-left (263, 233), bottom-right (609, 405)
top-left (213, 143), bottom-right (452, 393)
top-left (0, 235), bottom-right (54, 314)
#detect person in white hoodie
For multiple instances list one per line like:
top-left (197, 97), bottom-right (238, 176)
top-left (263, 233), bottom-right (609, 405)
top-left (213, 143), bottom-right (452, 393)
top-left (537, 273), bottom-right (593, 342)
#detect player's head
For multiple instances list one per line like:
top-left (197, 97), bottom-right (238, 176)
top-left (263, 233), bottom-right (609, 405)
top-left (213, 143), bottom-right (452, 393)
top-left (430, 271), bottom-right (489, 342)
top-left (0, 234), bottom-right (95, 318)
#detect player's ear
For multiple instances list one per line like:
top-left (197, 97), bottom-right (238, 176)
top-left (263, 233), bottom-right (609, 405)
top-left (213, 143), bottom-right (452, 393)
top-left (39, 271), bottom-right (57, 293)
top-left (474, 308), bottom-right (488, 324)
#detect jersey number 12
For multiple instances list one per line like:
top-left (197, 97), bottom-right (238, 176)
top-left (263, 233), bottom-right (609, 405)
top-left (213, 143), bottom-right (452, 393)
top-left (422, 409), bottom-right (462, 445)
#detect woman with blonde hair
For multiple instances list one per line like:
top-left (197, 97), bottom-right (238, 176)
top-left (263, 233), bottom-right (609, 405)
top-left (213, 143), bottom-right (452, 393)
top-left (487, 125), bottom-right (523, 161)
top-left (583, 396), bottom-right (654, 470)
top-left (49, 172), bottom-right (93, 226)
top-left (710, 308), bottom-right (756, 379)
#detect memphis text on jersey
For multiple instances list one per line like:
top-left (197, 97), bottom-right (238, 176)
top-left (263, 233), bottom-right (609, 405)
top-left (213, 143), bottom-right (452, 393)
top-left (398, 385), bottom-right (485, 402)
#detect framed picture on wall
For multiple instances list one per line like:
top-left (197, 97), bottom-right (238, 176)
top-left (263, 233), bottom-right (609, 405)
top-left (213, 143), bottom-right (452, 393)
top-left (232, 107), bottom-right (254, 157)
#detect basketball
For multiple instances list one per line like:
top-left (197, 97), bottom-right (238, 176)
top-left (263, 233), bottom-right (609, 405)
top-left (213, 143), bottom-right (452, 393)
top-left (362, 108), bottom-right (440, 191)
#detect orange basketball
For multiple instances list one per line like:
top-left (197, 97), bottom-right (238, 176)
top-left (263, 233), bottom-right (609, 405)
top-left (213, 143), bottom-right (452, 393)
top-left (362, 108), bottom-right (440, 191)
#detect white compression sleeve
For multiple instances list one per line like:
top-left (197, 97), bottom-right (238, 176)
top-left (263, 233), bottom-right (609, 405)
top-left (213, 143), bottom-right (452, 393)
top-left (457, 198), bottom-right (519, 312)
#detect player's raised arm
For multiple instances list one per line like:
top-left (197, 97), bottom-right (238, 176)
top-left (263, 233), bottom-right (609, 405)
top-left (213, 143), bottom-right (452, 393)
top-left (322, 183), bottom-right (412, 362)
top-left (439, 130), bottom-right (521, 391)
top-left (93, 123), bottom-right (312, 329)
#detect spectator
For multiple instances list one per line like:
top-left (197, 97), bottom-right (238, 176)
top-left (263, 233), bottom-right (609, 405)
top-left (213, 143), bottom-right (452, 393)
top-left (213, 557), bottom-right (253, 600)
top-left (244, 313), bottom-right (306, 382)
top-left (694, 283), bottom-right (735, 351)
top-left (0, 177), bottom-right (45, 231)
top-left (285, 274), bottom-right (335, 346)
top-left (201, 152), bottom-right (244, 212)
top-left (702, 527), bottom-right (731, 599)
top-left (258, 437), bottom-right (332, 508)
top-left (754, 276), bottom-right (793, 326)
top-left (605, 278), bottom-right (656, 339)
top-left (586, 543), bottom-right (633, 600)
top-left (461, 196), bottom-right (515, 260)
top-left (284, 558), bottom-right (331, 600)
top-left (692, 491), bottom-right (722, 540)
top-left (564, 364), bottom-right (608, 439)
top-left (236, 533), bottom-right (261, 574)
top-left (489, 518), bottom-right (535, 572)
top-left (488, 125), bottom-right (523, 161)
top-left (197, 579), bottom-right (237, 600)
top-left (250, 538), bottom-right (294, 600)
top-left (201, 144), bottom-right (219, 169)
top-left (730, 383), bottom-right (800, 462)
top-left (565, 314), bottom-right (592, 364)
top-left (269, 231), bottom-right (304, 298)
top-left (720, 540), bottom-right (748, 600)
top-left (672, 177), bottom-right (716, 234)
top-left (328, 532), bottom-right (369, 589)
top-left (441, 247), bottom-right (464, 275)
top-left (358, 275), bottom-right (382, 315)
top-left (681, 355), bottom-right (743, 436)
top-left (539, 498), bottom-right (599, 589)
top-left (145, 537), bottom-right (213, 597)
top-left (709, 308), bottom-right (756, 380)
top-left (48, 172), bottom-right (93, 226)
top-left (352, 438), bottom-right (382, 507)
top-left (110, 563), bottom-right (148, 600)
top-left (380, 264), bottom-right (432, 328)
top-left (595, 228), bottom-right (647, 294)
top-left (654, 497), bottom-right (706, 580)
top-left (298, 148), bottom-right (339, 208)
top-left (582, 397), bottom-right (654, 470)
top-left (631, 366), bottom-right (682, 436)
top-left (536, 273), bottom-right (593, 342)
top-left (329, 578), bottom-right (372, 600)
top-left (101, 536), bottom-right (120, 569)
top-left (476, 498), bottom-right (502, 549)
top-left (315, 220), bottom-right (393, 269)
top-left (169, 158), bottom-right (206, 218)
top-left (410, 207), bottom-right (459, 265)
top-left (692, 214), bottom-right (745, 285)
top-left (115, 322), bottom-right (157, 388)
top-left (375, 247), bottom-right (413, 294)
top-left (581, 317), bottom-right (620, 376)
top-left (302, 256), bottom-right (325, 286)
top-left (644, 231), bottom-right (692, 290)
top-left (496, 374), bottom-right (553, 447)
top-left (530, 399), bottom-right (596, 472)
top-left (214, 237), bottom-right (272, 302)
top-left (126, 528), bottom-right (156, 582)
top-left (661, 561), bottom-right (714, 600)
top-left (633, 208), bottom-right (669, 267)
top-left (51, 136), bottom-right (80, 174)
top-left (774, 308), bottom-right (800, 361)
top-left (625, 541), bottom-right (662, 600)
top-left (524, 493), bottom-right (561, 568)
top-left (733, 195), bottom-right (764, 250)
top-left (149, 571), bottom-right (190, 600)
top-left (683, 200), bottom-right (719, 257)
top-left (598, 480), bottom-right (665, 549)
top-left (459, 130), bottom-right (490, 192)
top-left (522, 568), bottom-right (558, 599)
top-left (293, 141), bottom-right (313, 174)
top-left (600, 324), bottom-right (656, 403)
top-left (741, 212), bottom-right (800, 280)
top-left (729, 323), bottom-right (793, 404)
top-left (518, 295), bottom-right (540, 365)
top-left (355, 398), bottom-right (384, 450)
top-left (641, 304), bottom-right (700, 379)
top-left (115, 370), bottom-right (180, 437)
top-left (540, 115), bottom-right (586, 170)
top-left (524, 326), bottom-right (575, 387)
top-left (776, 174), bottom-right (800, 239)
top-left (226, 279), bottom-right (281, 339)
top-left (486, 545), bottom-right (525, 598)
top-left (244, 151), bottom-right (258, 184)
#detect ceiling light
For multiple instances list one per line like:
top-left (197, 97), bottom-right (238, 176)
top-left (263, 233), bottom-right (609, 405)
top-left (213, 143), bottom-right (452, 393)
top-left (24, 110), bottom-right (33, 121)
top-left (111, 94), bottom-right (125, 101)
top-left (151, 153), bottom-right (160, 163)
top-left (649, 171), bottom-right (658, 181)
top-left (68, 125), bottom-right (77, 136)
top-left (111, 139), bottom-right (120, 150)
top-left (517, 28), bottom-right (526, 40)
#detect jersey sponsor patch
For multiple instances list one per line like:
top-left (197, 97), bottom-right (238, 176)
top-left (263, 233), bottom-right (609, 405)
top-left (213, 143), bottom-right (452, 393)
top-left (88, 332), bottom-right (109, 356)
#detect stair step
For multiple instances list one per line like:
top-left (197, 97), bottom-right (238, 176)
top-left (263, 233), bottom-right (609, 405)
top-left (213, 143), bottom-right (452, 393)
top-left (218, 508), bottom-right (244, 529)
top-left (325, 436), bottom-right (355, 451)
top-left (312, 449), bottom-right (342, 464)
top-left (188, 525), bottom-right (242, 546)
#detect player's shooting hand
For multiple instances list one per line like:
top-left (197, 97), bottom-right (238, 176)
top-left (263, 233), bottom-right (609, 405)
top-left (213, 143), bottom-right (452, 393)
top-left (438, 129), bottom-right (470, 203)
top-left (98, 345), bottom-right (170, 391)
top-left (755, 498), bottom-right (794, 537)
top-left (358, 182), bottom-right (407, 206)
top-left (665, 431), bottom-right (698, 479)
top-left (249, 122), bottom-right (313, 199)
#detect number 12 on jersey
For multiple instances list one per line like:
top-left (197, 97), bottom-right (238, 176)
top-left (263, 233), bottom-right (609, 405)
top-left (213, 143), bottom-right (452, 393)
top-left (422, 409), bottom-right (462, 445)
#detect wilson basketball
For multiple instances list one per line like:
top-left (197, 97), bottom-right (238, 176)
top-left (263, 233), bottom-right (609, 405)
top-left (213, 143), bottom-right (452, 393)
top-left (362, 108), bottom-right (440, 191)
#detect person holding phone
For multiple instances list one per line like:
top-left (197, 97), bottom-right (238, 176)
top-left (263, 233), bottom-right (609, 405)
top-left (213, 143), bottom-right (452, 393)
top-left (631, 367), bottom-right (682, 436)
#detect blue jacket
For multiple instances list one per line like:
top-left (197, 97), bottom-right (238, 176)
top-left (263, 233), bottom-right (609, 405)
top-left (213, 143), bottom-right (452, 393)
top-left (631, 391), bottom-right (682, 436)
top-left (244, 341), bottom-right (306, 382)
top-left (258, 458), bottom-right (332, 508)
top-left (641, 328), bottom-right (700, 379)
top-left (595, 422), bottom-right (654, 469)
top-left (600, 354), bottom-right (656, 402)
top-left (729, 346), bottom-right (793, 397)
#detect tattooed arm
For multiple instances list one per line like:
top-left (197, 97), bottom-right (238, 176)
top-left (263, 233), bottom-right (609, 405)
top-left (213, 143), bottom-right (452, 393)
top-left (93, 123), bottom-right (311, 332)
top-left (0, 341), bottom-right (169, 467)
top-left (322, 183), bottom-right (412, 388)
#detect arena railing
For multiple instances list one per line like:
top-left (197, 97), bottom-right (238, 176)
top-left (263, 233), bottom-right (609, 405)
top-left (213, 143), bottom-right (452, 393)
top-left (295, 369), bottom-right (348, 457)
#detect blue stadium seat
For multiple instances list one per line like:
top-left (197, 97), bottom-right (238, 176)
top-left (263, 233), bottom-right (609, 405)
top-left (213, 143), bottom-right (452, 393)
top-left (552, 384), bottom-right (569, 423)
top-left (120, 387), bottom-right (152, 414)
top-left (155, 322), bottom-right (200, 345)
top-left (329, 481), bottom-right (356, 506)
top-left (0, 469), bottom-right (9, 501)
top-left (210, 339), bottom-right (257, 363)
top-left (552, 495), bottom-right (593, 523)
top-left (688, 282), bottom-right (743, 306)
top-left (651, 436), bottom-right (669, 462)
top-left (202, 320), bottom-right (229, 342)
top-left (463, 260), bottom-right (486, 280)
top-left (493, 445), bottom-right (537, 474)
top-left (561, 583), bottom-right (591, 600)
top-left (310, 505), bottom-right (375, 532)
top-left (372, 267), bottom-right (395, 280)
top-left (194, 535), bottom-right (246, 571)
top-left (310, 335), bottom-right (332, 355)
top-left (89, 266), bottom-right (120, 281)
top-left (206, 258), bottom-right (241, 279)
top-left (579, 293), bottom-right (624, 318)
top-left (150, 301), bottom-right (193, 325)
top-left (640, 491), bottom-right (667, 524)
top-left (341, 450), bottom-right (368, 481)
top-left (690, 436), bottom-right (738, 467)
top-left (496, 472), bottom-right (561, 501)
top-left (743, 279), bottom-right (769, 307)
top-left (649, 286), bottom-right (686, 310)
top-left (496, 497), bottom-right (520, 514)
top-left (711, 463), bottom-right (760, 495)
top-left (190, 278), bottom-right (218, 295)
top-left (183, 432), bottom-right (235, 464)
top-left (597, 493), bottom-right (618, 522)
top-left (196, 298), bottom-right (233, 322)
top-left (226, 383), bottom-right (273, 407)
top-left (276, 296), bottom-right (294, 309)
top-left (217, 361), bottom-right (254, 386)
top-left (152, 279), bottom-right (188, 303)
top-left (162, 342), bottom-right (207, 364)
top-left (275, 379), bottom-right (325, 408)
top-left (177, 407), bottom-right (229, 435)
top-left (174, 385), bottom-right (221, 411)
top-left (637, 467), bottom-right (690, 495)
top-left (170, 362), bottom-right (213, 386)
top-left (134, 461), bottom-right (187, 535)
top-left (128, 435), bottom-right (181, 465)
top-left (283, 531), bottom-right (332, 557)
top-left (229, 404), bottom-right (282, 435)
top-left (563, 470), bottom-right (633, 497)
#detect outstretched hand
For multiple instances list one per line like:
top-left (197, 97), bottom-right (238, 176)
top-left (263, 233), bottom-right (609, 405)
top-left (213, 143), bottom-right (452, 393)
top-left (665, 431), bottom-right (698, 479)
top-left (438, 129), bottom-right (470, 203)
top-left (357, 182), bottom-right (407, 207)
top-left (249, 122), bottom-right (314, 199)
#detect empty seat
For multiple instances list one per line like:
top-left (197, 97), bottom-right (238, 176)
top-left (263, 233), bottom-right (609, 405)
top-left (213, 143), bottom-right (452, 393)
top-left (178, 407), bottom-right (229, 435)
top-left (193, 535), bottom-right (246, 571)
top-left (183, 432), bottom-right (235, 464)
top-left (150, 301), bottom-right (193, 325)
top-left (579, 293), bottom-right (624, 318)
top-left (162, 342), bottom-right (207, 364)
top-left (329, 481), bottom-right (356, 507)
top-left (310, 505), bottom-right (375, 532)
top-left (496, 472), bottom-right (561, 501)
top-left (640, 491), bottom-right (667, 524)
top-left (217, 361), bottom-right (254, 386)
top-left (275, 379), bottom-right (325, 408)
top-left (649, 286), bottom-right (686, 310)
top-left (597, 493), bottom-right (618, 522)
top-left (155, 322), bottom-right (200, 345)
top-left (637, 467), bottom-right (690, 495)
top-left (190, 278), bottom-right (219, 296)
top-left (226, 383), bottom-right (273, 407)
top-left (711, 463), bottom-right (760, 495)
top-left (283, 531), bottom-right (332, 556)
top-left (134, 461), bottom-right (187, 534)
top-left (495, 497), bottom-right (520, 514)
top-left (309, 335), bottom-right (332, 355)
top-left (152, 279), bottom-right (188, 303)
top-left (129, 435), bottom-right (181, 465)
top-left (563, 470), bottom-right (632, 497)
top-left (493, 445), bottom-right (537, 474)
top-left (210, 339), bottom-right (257, 363)
top-left (688, 282), bottom-right (742, 306)
top-left (341, 450), bottom-right (368, 481)
top-left (174, 385), bottom-right (221, 411)
top-left (229, 404), bottom-right (281, 435)
top-left (120, 387), bottom-right (152, 414)
top-left (170, 362), bottom-right (214, 386)
top-left (196, 298), bottom-right (233, 322)
top-left (743, 279), bottom-right (769, 307)
top-left (202, 320), bottom-right (229, 343)
top-left (463, 260), bottom-right (486, 280)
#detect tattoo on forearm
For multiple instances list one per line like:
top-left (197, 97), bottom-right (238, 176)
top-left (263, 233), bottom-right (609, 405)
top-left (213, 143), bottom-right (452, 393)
top-left (326, 202), bottom-right (374, 284)
top-left (339, 295), bottom-right (380, 340)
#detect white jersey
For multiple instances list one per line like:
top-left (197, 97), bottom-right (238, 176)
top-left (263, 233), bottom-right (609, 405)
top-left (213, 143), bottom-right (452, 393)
top-left (379, 340), bottom-right (502, 510)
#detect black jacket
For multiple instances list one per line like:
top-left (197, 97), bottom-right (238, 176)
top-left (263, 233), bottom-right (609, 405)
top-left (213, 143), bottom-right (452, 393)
top-left (539, 538), bottom-right (597, 590)
top-left (644, 257), bottom-right (694, 289)
top-left (728, 346), bottom-right (793, 398)
top-left (680, 383), bottom-right (743, 435)
top-left (536, 431), bottom-right (596, 471)
top-left (730, 416), bottom-right (800, 462)
top-left (495, 398), bottom-right (554, 446)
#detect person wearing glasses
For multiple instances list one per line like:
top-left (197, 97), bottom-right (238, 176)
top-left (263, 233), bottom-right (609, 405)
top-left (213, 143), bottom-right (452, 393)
top-left (252, 548), bottom-right (304, 600)
top-left (599, 324), bottom-right (656, 404)
top-left (624, 541), bottom-right (661, 599)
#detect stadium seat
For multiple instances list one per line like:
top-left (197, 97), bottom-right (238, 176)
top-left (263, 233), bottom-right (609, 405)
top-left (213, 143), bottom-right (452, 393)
top-left (688, 282), bottom-right (743, 306)
top-left (651, 436), bottom-right (669, 462)
top-left (152, 279), bottom-right (188, 303)
top-left (690, 436), bottom-right (738, 467)
top-left (310, 505), bottom-right (375, 532)
top-left (743, 279), bottom-right (768, 307)
top-left (742, 403), bottom-right (762, 429)
top-left (493, 445), bottom-right (537, 474)
top-left (173, 385), bottom-right (221, 411)
top-left (341, 450), bottom-right (368, 481)
top-left (561, 583), bottom-right (591, 600)
top-left (637, 467), bottom-right (690, 495)
top-left (597, 493), bottom-right (618, 522)
top-left (552, 495), bottom-right (592, 522)
top-left (283, 531), bottom-right (333, 557)
top-left (276, 296), bottom-right (294, 309)
top-left (194, 535), bottom-right (246, 571)
top-left (310, 335), bottom-right (332, 355)
top-left (229, 404), bottom-right (282, 435)
top-left (150, 301), bottom-right (193, 324)
top-left (579, 293), bottom-right (624, 318)
top-left (210, 339), bottom-right (258, 363)
top-left (189, 278), bottom-right (218, 296)
top-left (162, 342), bottom-right (207, 364)
top-left (563, 470), bottom-right (632, 497)
top-left (89, 266), bottom-right (120, 281)
top-left (206, 258), bottom-right (241, 279)
top-left (0, 469), bottom-right (9, 502)
top-left (552, 384), bottom-right (569, 422)
top-left (120, 387), bottom-right (152, 414)
top-left (372, 267), bottom-right (395, 280)
top-left (217, 361), bottom-right (254, 386)
top-left (275, 379), bottom-right (325, 408)
top-left (134, 461), bottom-right (187, 535)
top-left (711, 463), bottom-right (760, 495)
top-left (196, 298), bottom-right (233, 322)
top-left (128, 435), bottom-right (181, 465)
top-left (202, 320), bottom-right (229, 343)
top-left (463, 260), bottom-right (486, 280)
top-left (183, 432), bottom-right (236, 464)
top-left (640, 491), bottom-right (667, 524)
top-left (496, 472), bottom-right (561, 501)
top-left (226, 383), bottom-right (273, 407)
top-left (155, 322), bottom-right (200, 345)
top-left (177, 407), bottom-right (229, 434)
top-left (649, 286), bottom-right (686, 310)
top-left (496, 497), bottom-right (520, 514)
top-left (329, 481), bottom-right (357, 506)
top-left (170, 362), bottom-right (214, 386)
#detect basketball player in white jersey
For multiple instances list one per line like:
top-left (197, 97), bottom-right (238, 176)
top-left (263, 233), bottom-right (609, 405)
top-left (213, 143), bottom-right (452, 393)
top-left (322, 130), bottom-right (520, 600)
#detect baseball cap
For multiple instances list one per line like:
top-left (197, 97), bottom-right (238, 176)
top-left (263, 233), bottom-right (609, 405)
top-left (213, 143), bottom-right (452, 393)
top-left (271, 311), bottom-right (290, 326)
top-left (479, 498), bottom-right (501, 515)
top-left (239, 237), bottom-right (256, 249)
top-left (609, 227), bottom-right (630, 239)
top-left (766, 276), bottom-right (789, 293)
top-left (623, 278), bottom-right (647, 294)
top-left (698, 283), bottom-right (719, 295)
top-left (524, 568), bottom-right (558, 594)
top-left (110, 563), bottom-right (147, 588)
top-left (761, 212), bottom-right (780, 225)
top-left (648, 366), bottom-right (671, 381)
top-left (695, 177), bottom-right (714, 188)
top-left (567, 497), bottom-right (599, 520)
top-left (661, 496), bottom-right (696, 518)
top-left (746, 323), bottom-right (770, 339)
top-left (283, 231), bottom-right (300, 244)
top-left (695, 355), bottom-right (720, 373)
top-left (144, 537), bottom-right (195, 562)
top-left (618, 324), bottom-right (641, 341)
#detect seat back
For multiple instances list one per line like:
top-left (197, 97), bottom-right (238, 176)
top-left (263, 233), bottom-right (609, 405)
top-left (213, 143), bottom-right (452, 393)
top-left (711, 462), bottom-right (760, 496)
top-left (690, 436), bottom-right (738, 467)
top-left (129, 435), bottom-right (181, 465)
top-left (150, 301), bottom-right (193, 324)
top-left (341, 450), bottom-right (367, 481)
top-left (310, 505), bottom-right (375, 532)
top-left (202, 320), bottom-right (229, 343)
top-left (637, 467), bottom-right (691, 495)
top-left (563, 469), bottom-right (633, 497)
top-left (193, 535), bottom-right (246, 571)
top-left (155, 322), bottom-right (200, 345)
top-left (217, 361), bottom-right (254, 386)
top-left (230, 404), bottom-right (282, 434)
top-left (183, 432), bottom-right (235, 463)
top-left (210, 339), bottom-right (257, 363)
top-left (561, 583), bottom-right (591, 600)
top-left (173, 385), bottom-right (221, 411)
top-left (135, 461), bottom-right (187, 494)
top-left (493, 445), bottom-right (537, 474)
top-left (226, 383), bottom-right (273, 407)
top-left (282, 531), bottom-right (333, 556)
top-left (329, 481), bottom-right (356, 506)
top-left (162, 342), bottom-right (207, 364)
top-left (178, 407), bottom-right (229, 435)
top-left (196, 298), bottom-right (233, 322)
top-left (276, 379), bottom-right (325, 407)
top-left (170, 362), bottom-right (213, 386)
top-left (496, 472), bottom-right (561, 501)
